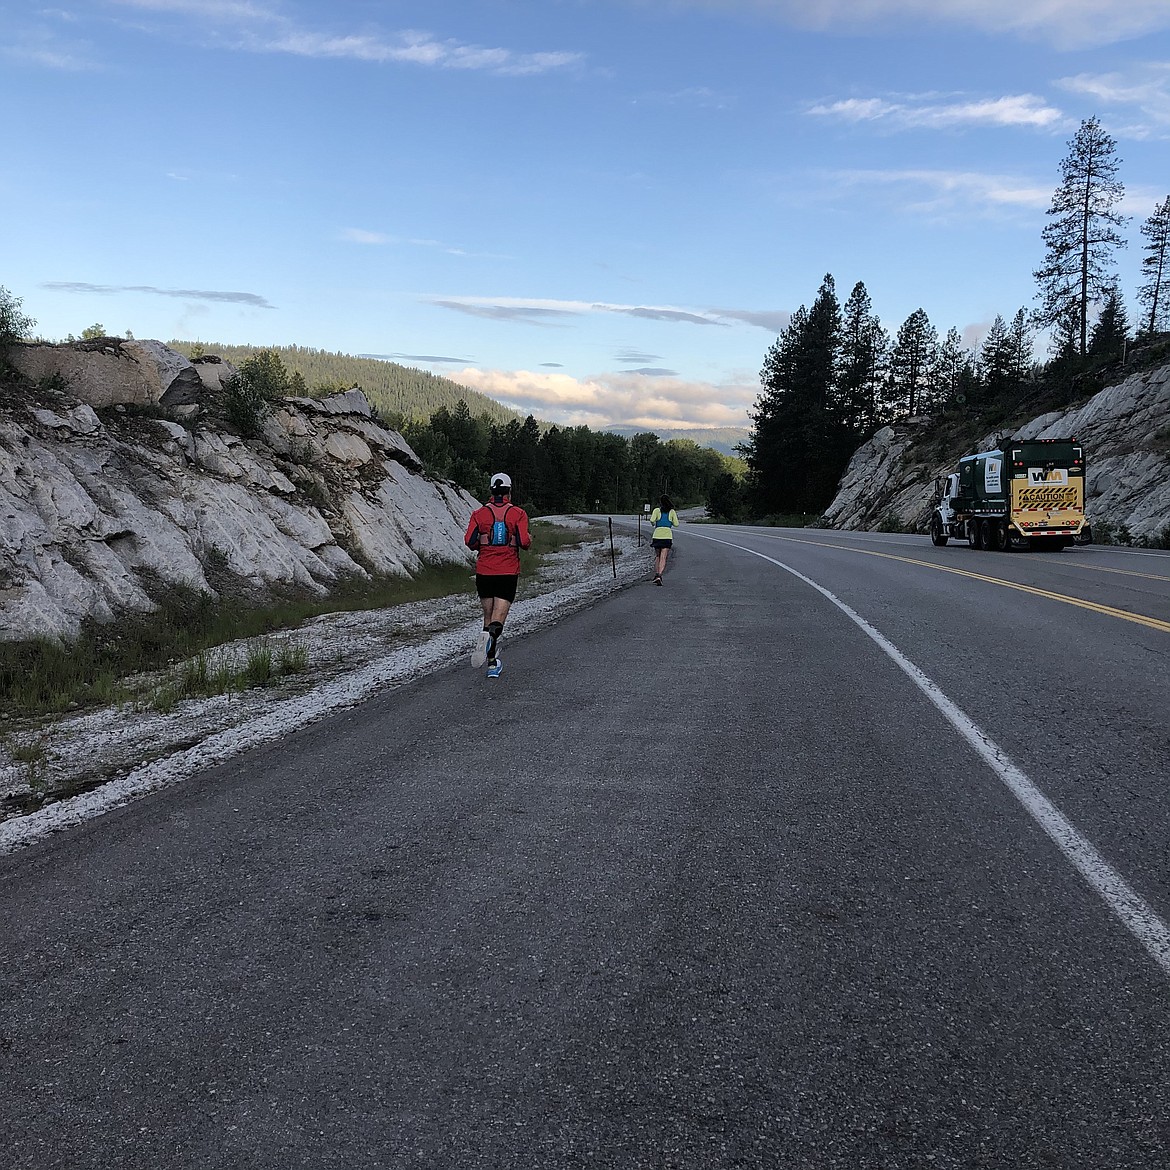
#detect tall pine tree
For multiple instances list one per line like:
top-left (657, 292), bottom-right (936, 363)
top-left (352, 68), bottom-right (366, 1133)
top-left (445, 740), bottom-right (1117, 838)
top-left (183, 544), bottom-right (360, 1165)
top-left (1033, 116), bottom-right (1128, 357)
top-left (934, 327), bottom-right (974, 408)
top-left (837, 281), bottom-right (888, 437)
top-left (1007, 308), bottom-right (1034, 384)
top-left (979, 315), bottom-right (1014, 400)
top-left (746, 275), bottom-right (846, 515)
top-left (885, 309), bottom-right (938, 418)
top-left (1137, 195), bottom-right (1170, 335)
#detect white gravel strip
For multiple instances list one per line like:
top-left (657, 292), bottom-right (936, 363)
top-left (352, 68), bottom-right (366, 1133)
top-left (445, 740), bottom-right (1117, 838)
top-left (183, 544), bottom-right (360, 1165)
top-left (0, 523), bottom-right (648, 855)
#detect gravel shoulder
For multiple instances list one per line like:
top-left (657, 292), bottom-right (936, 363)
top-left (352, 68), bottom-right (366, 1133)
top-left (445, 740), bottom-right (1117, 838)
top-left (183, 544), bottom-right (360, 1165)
top-left (0, 517), bottom-right (648, 854)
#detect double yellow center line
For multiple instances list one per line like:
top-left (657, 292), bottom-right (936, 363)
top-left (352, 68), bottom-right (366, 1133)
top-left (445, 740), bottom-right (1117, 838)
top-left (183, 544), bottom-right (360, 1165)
top-left (760, 534), bottom-right (1170, 636)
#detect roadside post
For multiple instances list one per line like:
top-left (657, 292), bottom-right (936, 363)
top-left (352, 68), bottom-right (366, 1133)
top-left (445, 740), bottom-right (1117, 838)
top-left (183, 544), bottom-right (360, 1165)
top-left (608, 517), bottom-right (617, 578)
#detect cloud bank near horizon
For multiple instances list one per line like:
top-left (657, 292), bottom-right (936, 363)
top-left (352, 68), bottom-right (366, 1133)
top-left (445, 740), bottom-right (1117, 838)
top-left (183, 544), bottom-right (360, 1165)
top-left (444, 367), bottom-right (756, 430)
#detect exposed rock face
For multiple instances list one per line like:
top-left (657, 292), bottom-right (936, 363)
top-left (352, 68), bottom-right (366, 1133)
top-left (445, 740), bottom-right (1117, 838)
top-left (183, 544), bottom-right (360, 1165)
top-left (0, 343), bottom-right (479, 642)
top-left (11, 338), bottom-right (205, 409)
top-left (823, 360), bottom-right (1170, 539)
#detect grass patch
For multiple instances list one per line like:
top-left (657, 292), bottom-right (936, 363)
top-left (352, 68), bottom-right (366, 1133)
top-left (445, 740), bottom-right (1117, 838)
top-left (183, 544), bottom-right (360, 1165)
top-left (520, 518), bottom-right (597, 578)
top-left (876, 511), bottom-right (913, 533)
top-left (526, 518), bottom-right (592, 557)
top-left (0, 563), bottom-right (477, 721)
top-left (147, 637), bottom-right (311, 711)
top-left (755, 512), bottom-right (822, 528)
top-left (4, 733), bottom-right (51, 797)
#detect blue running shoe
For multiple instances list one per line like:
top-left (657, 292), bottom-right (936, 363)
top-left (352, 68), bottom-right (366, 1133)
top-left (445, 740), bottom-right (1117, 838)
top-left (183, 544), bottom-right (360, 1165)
top-left (486, 657), bottom-right (503, 679)
top-left (471, 628), bottom-right (491, 668)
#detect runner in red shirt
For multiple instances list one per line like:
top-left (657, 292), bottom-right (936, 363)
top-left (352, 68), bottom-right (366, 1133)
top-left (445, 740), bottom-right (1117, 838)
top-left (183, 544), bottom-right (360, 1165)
top-left (464, 472), bottom-right (532, 678)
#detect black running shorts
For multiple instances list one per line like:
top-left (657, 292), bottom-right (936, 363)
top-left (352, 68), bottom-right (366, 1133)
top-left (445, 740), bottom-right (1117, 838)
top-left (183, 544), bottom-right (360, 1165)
top-left (476, 574), bottom-right (518, 603)
top-left (650, 538), bottom-right (673, 550)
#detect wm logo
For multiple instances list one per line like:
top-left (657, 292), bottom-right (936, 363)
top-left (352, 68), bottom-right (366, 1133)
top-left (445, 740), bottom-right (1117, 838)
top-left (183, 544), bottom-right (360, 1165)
top-left (1028, 468), bottom-right (1067, 484)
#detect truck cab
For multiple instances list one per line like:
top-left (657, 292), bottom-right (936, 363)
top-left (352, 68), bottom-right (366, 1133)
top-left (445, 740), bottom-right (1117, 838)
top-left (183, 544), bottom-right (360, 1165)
top-left (936, 473), bottom-right (960, 530)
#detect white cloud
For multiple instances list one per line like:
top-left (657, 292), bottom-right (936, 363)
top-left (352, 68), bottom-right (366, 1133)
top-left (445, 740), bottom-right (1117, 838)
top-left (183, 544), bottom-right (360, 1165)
top-left (429, 295), bottom-right (784, 329)
top-left (339, 231), bottom-right (513, 261)
top-left (807, 93), bottom-right (1069, 131)
top-left (1058, 65), bottom-right (1170, 136)
top-left (675, 0), bottom-right (1170, 49)
top-left (108, 0), bottom-right (582, 74)
top-left (1, 22), bottom-right (99, 70)
top-left (111, 0), bottom-right (276, 17)
top-left (340, 228), bottom-right (392, 245)
top-left (635, 86), bottom-right (737, 109)
top-left (261, 29), bottom-right (581, 74)
top-left (443, 368), bottom-right (756, 429)
top-left (827, 167), bottom-right (1053, 214)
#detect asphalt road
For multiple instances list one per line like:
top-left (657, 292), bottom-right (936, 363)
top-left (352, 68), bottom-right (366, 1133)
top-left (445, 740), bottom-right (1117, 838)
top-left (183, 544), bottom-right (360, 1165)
top-left (3, 525), bottom-right (1170, 1169)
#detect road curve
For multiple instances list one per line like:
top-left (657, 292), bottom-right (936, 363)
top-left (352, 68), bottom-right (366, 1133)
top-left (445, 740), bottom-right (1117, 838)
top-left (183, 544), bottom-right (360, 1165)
top-left (3, 524), bottom-right (1169, 1169)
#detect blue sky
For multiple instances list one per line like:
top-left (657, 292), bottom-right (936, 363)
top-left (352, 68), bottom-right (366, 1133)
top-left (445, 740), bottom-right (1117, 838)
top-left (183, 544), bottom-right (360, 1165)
top-left (3, 1), bottom-right (1169, 431)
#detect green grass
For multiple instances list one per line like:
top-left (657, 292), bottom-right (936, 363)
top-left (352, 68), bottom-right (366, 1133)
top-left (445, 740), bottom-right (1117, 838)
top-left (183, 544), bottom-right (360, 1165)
top-left (4, 733), bottom-right (51, 794)
top-left (147, 637), bottom-right (311, 712)
top-left (0, 563), bottom-right (477, 721)
top-left (755, 512), bottom-right (823, 528)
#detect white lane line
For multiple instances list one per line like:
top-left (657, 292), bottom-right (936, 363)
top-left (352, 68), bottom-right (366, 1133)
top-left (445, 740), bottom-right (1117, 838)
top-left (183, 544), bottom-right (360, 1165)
top-left (690, 530), bottom-right (1170, 980)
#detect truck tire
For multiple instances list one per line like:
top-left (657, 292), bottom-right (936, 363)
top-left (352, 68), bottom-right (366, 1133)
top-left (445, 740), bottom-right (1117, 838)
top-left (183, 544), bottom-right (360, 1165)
top-left (930, 515), bottom-right (948, 546)
top-left (967, 519), bottom-right (980, 549)
top-left (989, 520), bottom-right (1007, 551)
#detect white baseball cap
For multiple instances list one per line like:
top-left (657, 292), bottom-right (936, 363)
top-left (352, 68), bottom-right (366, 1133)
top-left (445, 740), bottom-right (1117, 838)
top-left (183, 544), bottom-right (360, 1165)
top-left (490, 472), bottom-right (512, 491)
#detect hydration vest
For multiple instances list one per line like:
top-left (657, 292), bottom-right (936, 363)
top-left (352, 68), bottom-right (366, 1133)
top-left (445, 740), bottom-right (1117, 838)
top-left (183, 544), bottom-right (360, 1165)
top-left (483, 502), bottom-right (515, 546)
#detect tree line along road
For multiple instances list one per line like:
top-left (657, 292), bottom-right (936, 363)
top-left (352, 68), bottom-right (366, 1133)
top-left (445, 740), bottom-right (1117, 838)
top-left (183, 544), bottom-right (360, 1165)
top-left (2, 524), bottom-right (1169, 1169)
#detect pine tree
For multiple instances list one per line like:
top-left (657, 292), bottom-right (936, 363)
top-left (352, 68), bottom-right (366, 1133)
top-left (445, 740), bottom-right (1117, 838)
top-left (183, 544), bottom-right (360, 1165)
top-left (934, 327), bottom-right (973, 408)
top-left (837, 281), bottom-right (888, 436)
top-left (745, 306), bottom-right (808, 516)
top-left (979, 315), bottom-right (1014, 400)
top-left (886, 309), bottom-right (938, 418)
top-left (1033, 116), bottom-right (1128, 357)
top-left (237, 349), bottom-right (291, 400)
top-left (1137, 195), bottom-right (1170, 335)
top-left (1007, 308), bottom-right (1034, 384)
top-left (1088, 280), bottom-right (1129, 360)
top-left (745, 275), bottom-right (848, 515)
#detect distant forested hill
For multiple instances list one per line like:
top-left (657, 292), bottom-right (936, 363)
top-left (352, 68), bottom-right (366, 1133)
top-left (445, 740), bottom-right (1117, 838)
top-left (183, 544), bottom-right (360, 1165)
top-left (168, 342), bottom-right (523, 425)
top-left (604, 425), bottom-right (749, 459)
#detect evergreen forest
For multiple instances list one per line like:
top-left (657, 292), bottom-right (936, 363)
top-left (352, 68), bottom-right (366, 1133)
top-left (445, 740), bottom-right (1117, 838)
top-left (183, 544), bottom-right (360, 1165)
top-left (206, 348), bottom-right (733, 516)
top-left (167, 341), bottom-right (522, 427)
top-left (736, 116), bottom-right (1170, 525)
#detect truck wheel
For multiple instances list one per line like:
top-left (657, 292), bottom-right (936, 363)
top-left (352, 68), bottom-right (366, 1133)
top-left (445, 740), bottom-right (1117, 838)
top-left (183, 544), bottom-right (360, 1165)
top-left (989, 521), bottom-right (1007, 551)
top-left (930, 516), bottom-right (948, 546)
top-left (967, 519), bottom-right (980, 549)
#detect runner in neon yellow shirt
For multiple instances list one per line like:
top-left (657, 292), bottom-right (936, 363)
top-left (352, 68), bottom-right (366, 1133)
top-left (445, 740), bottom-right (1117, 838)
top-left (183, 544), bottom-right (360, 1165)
top-left (648, 495), bottom-right (679, 585)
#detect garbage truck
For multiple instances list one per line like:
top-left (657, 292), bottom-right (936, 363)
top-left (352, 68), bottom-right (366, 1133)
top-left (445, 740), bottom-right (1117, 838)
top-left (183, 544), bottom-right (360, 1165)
top-left (929, 438), bottom-right (1087, 550)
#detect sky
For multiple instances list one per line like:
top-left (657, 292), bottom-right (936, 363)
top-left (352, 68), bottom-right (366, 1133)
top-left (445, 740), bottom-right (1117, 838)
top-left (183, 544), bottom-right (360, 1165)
top-left (3, 1), bottom-right (1169, 433)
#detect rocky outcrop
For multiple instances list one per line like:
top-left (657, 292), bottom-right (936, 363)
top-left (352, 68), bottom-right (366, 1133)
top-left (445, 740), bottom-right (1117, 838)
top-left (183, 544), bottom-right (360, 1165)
top-left (0, 343), bottom-right (479, 642)
top-left (823, 360), bottom-right (1170, 539)
top-left (11, 338), bottom-right (205, 410)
